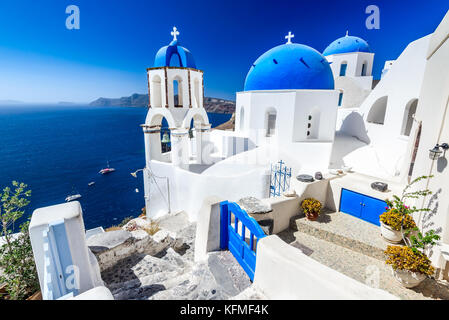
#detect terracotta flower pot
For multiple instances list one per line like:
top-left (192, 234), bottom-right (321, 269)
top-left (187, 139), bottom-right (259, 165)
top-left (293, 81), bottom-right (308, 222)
top-left (306, 212), bottom-right (319, 221)
top-left (380, 222), bottom-right (403, 243)
top-left (391, 268), bottom-right (426, 288)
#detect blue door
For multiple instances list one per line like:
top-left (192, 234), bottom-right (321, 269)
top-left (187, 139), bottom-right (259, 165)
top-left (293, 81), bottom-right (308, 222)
top-left (340, 189), bottom-right (387, 226)
top-left (340, 189), bottom-right (363, 218)
top-left (361, 196), bottom-right (387, 226)
top-left (220, 201), bottom-right (266, 281)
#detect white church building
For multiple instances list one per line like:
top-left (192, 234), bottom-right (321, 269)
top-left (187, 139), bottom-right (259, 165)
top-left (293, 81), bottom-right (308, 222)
top-left (140, 12), bottom-right (449, 287)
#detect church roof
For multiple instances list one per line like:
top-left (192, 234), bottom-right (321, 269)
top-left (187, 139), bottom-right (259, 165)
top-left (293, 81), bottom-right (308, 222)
top-left (153, 28), bottom-right (197, 68)
top-left (244, 42), bottom-right (335, 91)
top-left (323, 34), bottom-right (371, 56)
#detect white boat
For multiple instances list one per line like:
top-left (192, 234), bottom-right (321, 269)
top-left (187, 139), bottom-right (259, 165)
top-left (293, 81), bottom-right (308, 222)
top-left (99, 161), bottom-right (116, 175)
top-left (88, 181), bottom-right (95, 186)
top-left (65, 194), bottom-right (82, 202)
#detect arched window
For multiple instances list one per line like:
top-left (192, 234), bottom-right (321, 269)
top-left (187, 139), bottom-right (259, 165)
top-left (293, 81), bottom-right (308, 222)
top-left (338, 91), bottom-right (344, 107)
top-left (401, 99), bottom-right (418, 136)
top-left (265, 108), bottom-right (277, 137)
top-left (339, 62), bottom-right (348, 76)
top-left (240, 107), bottom-right (245, 131)
top-left (151, 75), bottom-right (162, 107)
top-left (307, 108), bottom-right (321, 139)
top-left (361, 61), bottom-right (367, 76)
top-left (160, 117), bottom-right (171, 154)
top-left (173, 77), bottom-right (183, 107)
top-left (367, 96), bottom-right (388, 125)
top-left (193, 78), bottom-right (200, 108)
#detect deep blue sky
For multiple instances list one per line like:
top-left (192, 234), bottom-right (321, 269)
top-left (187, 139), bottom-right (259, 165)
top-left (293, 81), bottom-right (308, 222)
top-left (0, 0), bottom-right (447, 103)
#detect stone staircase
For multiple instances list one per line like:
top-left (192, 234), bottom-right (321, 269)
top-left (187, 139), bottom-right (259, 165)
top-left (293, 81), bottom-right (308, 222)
top-left (280, 209), bottom-right (449, 300)
top-left (99, 212), bottom-right (253, 300)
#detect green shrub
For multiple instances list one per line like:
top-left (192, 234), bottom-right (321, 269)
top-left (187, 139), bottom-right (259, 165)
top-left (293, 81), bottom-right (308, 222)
top-left (0, 181), bottom-right (39, 300)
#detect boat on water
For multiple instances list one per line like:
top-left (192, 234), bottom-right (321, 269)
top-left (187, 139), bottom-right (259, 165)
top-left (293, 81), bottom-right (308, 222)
top-left (65, 194), bottom-right (82, 202)
top-left (88, 182), bottom-right (95, 186)
top-left (99, 161), bottom-right (116, 175)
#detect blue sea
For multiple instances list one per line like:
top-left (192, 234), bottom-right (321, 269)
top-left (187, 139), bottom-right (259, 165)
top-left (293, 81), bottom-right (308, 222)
top-left (0, 105), bottom-right (231, 231)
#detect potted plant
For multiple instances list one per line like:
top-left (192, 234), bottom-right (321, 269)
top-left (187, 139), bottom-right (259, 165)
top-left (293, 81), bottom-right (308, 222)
top-left (301, 198), bottom-right (322, 221)
top-left (380, 175), bottom-right (432, 243)
top-left (380, 209), bottom-right (417, 243)
top-left (385, 229), bottom-right (440, 288)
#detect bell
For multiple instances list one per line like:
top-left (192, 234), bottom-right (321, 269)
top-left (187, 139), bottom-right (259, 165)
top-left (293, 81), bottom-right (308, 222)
top-left (161, 132), bottom-right (170, 143)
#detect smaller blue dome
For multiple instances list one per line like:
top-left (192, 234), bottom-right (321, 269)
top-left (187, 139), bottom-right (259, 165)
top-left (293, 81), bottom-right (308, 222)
top-left (244, 43), bottom-right (334, 91)
top-left (154, 40), bottom-right (197, 69)
top-left (323, 35), bottom-right (371, 56)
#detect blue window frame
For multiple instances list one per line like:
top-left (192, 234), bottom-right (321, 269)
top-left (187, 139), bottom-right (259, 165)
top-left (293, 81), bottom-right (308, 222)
top-left (338, 92), bottom-right (343, 106)
top-left (361, 63), bottom-right (367, 76)
top-left (339, 63), bottom-right (347, 76)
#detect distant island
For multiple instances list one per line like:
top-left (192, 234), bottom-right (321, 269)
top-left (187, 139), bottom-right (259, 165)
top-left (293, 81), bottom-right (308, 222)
top-left (0, 100), bottom-right (24, 105)
top-left (89, 93), bottom-right (236, 114)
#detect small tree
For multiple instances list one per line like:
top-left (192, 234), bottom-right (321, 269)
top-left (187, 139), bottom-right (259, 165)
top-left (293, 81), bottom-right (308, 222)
top-left (0, 181), bottom-right (38, 300)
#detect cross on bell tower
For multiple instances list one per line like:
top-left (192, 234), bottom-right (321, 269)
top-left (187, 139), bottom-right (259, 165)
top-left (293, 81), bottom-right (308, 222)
top-left (171, 26), bottom-right (180, 41)
top-left (285, 31), bottom-right (294, 44)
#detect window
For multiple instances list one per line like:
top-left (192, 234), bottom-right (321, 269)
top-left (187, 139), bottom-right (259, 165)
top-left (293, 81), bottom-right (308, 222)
top-left (193, 78), bottom-right (200, 108)
top-left (367, 96), bottom-right (388, 125)
top-left (173, 78), bottom-right (183, 107)
top-left (307, 108), bottom-right (321, 139)
top-left (265, 109), bottom-right (277, 137)
top-left (240, 107), bottom-right (245, 131)
top-left (151, 75), bottom-right (162, 107)
top-left (401, 99), bottom-right (418, 136)
top-left (338, 92), bottom-right (344, 107)
top-left (361, 62), bottom-right (367, 76)
top-left (339, 63), bottom-right (347, 76)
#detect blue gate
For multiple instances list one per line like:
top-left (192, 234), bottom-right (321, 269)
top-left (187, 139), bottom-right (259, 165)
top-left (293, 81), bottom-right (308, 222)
top-left (270, 160), bottom-right (292, 197)
top-left (220, 201), bottom-right (267, 281)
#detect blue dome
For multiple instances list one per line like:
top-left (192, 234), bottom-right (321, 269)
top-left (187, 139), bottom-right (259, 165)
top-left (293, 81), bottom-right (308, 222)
top-left (153, 40), bottom-right (197, 68)
top-left (244, 43), bottom-right (334, 91)
top-left (323, 35), bottom-right (371, 56)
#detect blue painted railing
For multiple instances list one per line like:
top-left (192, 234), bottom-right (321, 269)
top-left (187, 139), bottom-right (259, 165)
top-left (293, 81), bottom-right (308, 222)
top-left (42, 219), bottom-right (78, 300)
top-left (220, 201), bottom-right (266, 281)
top-left (270, 160), bottom-right (292, 197)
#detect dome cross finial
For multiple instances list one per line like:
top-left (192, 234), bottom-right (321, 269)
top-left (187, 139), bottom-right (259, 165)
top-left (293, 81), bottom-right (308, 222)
top-left (171, 26), bottom-right (180, 41)
top-left (345, 30), bottom-right (349, 37)
top-left (285, 31), bottom-right (295, 44)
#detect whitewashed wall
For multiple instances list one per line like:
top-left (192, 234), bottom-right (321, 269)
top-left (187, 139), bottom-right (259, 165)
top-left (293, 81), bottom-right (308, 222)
top-left (146, 160), bottom-right (270, 221)
top-left (404, 11), bottom-right (449, 266)
top-left (254, 236), bottom-right (397, 299)
top-left (335, 35), bottom-right (431, 181)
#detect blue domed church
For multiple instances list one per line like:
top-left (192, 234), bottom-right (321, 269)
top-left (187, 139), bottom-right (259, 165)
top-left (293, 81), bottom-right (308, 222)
top-left (234, 32), bottom-right (339, 167)
top-left (323, 32), bottom-right (375, 108)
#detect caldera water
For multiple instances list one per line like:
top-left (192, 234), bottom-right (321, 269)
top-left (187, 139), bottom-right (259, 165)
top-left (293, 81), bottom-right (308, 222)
top-left (0, 105), bottom-right (231, 231)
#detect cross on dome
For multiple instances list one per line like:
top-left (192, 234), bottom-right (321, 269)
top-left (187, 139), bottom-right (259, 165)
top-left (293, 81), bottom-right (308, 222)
top-left (171, 26), bottom-right (180, 41)
top-left (345, 30), bottom-right (349, 36)
top-left (285, 31), bottom-right (295, 44)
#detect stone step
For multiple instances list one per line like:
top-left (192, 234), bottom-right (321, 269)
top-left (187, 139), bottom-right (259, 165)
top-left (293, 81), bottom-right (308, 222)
top-left (102, 253), bottom-right (186, 293)
top-left (277, 229), bottom-right (449, 300)
top-left (290, 210), bottom-right (388, 260)
top-left (148, 262), bottom-right (228, 300)
top-left (230, 286), bottom-right (267, 300)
